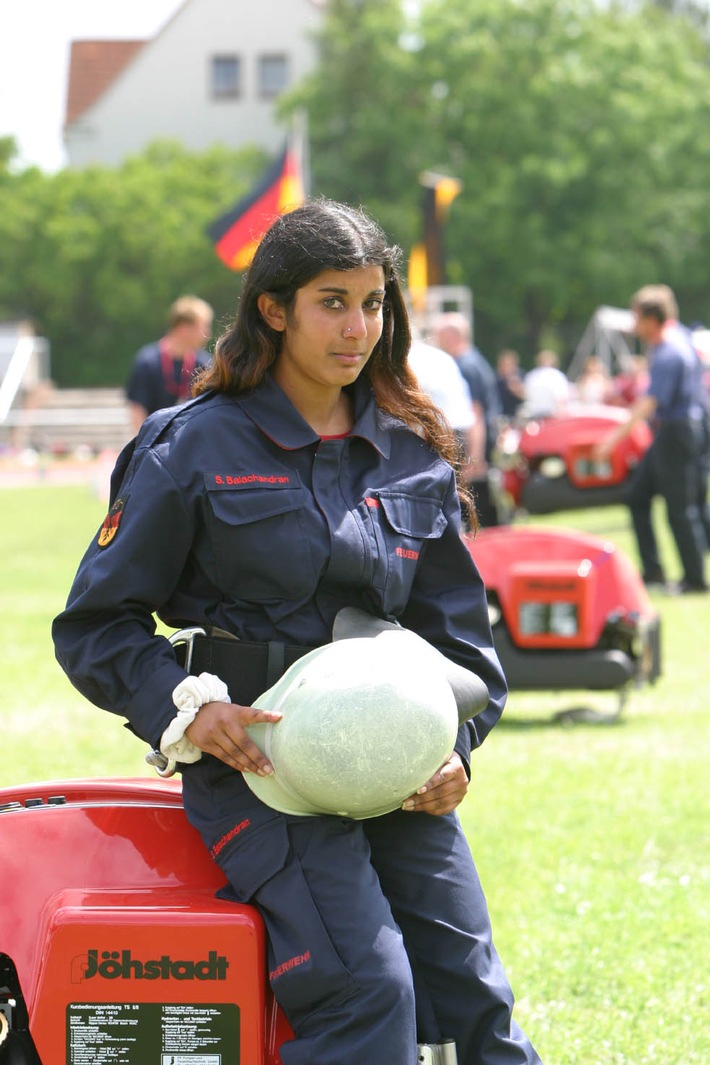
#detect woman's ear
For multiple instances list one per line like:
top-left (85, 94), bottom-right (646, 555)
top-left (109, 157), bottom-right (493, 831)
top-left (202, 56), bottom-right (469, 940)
top-left (257, 293), bottom-right (287, 332)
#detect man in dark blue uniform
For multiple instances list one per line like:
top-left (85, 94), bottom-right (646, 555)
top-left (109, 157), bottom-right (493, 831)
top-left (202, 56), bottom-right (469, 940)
top-left (125, 294), bottom-right (213, 434)
top-left (596, 284), bottom-right (707, 593)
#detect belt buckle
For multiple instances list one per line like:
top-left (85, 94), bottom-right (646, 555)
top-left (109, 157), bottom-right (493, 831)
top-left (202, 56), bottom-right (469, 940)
top-left (144, 626), bottom-right (208, 778)
top-left (169, 625), bottom-right (208, 673)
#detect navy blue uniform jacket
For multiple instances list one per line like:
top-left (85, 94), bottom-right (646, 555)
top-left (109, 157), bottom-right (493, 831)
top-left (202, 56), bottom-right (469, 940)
top-left (53, 376), bottom-right (507, 768)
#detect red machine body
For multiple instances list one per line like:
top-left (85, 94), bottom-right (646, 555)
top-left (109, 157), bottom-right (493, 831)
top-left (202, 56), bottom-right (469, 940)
top-left (0, 777), bottom-right (292, 1064)
top-left (499, 404), bottom-right (652, 515)
top-left (465, 525), bottom-right (661, 698)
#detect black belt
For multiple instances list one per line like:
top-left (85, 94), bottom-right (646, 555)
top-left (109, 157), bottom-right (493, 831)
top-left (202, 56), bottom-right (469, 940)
top-left (172, 630), bottom-right (316, 706)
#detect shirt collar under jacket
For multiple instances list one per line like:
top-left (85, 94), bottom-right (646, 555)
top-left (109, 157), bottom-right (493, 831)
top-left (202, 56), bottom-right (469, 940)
top-left (235, 374), bottom-right (393, 458)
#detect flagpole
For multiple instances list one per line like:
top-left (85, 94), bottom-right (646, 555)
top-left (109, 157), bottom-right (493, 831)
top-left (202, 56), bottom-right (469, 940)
top-left (291, 108), bottom-right (311, 198)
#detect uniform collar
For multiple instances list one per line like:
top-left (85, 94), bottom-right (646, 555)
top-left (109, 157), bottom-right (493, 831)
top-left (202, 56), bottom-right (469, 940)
top-left (235, 375), bottom-right (392, 458)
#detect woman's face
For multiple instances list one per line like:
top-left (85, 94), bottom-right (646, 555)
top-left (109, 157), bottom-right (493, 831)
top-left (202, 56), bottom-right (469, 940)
top-left (267, 266), bottom-right (386, 396)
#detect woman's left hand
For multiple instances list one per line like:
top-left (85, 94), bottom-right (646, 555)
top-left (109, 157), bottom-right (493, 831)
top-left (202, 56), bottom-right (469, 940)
top-left (401, 752), bottom-right (468, 816)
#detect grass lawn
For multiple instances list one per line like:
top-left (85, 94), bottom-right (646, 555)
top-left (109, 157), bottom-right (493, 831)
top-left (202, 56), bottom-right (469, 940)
top-left (1, 481), bottom-right (708, 1064)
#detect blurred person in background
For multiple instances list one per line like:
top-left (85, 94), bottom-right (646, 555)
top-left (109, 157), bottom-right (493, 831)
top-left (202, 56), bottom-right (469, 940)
top-left (690, 327), bottom-right (710, 549)
top-left (607, 354), bottom-right (650, 408)
top-left (126, 295), bottom-right (214, 433)
top-left (573, 354), bottom-right (612, 405)
top-left (432, 313), bottom-right (501, 525)
top-left (595, 284), bottom-right (707, 593)
top-left (407, 339), bottom-right (480, 499)
top-left (495, 349), bottom-right (525, 422)
top-left (522, 349), bottom-right (571, 420)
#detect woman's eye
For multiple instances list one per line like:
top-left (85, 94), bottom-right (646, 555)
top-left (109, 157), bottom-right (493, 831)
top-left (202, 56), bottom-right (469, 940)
top-left (323, 297), bottom-right (344, 309)
top-left (365, 299), bottom-right (384, 312)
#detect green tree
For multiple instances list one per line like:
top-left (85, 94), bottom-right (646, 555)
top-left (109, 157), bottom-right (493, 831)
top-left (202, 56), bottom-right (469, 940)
top-left (285, 0), bottom-right (425, 251)
top-left (4, 0), bottom-right (710, 377)
top-left (645, 0), bottom-right (710, 35)
top-left (0, 136), bottom-right (18, 173)
top-left (0, 142), bottom-right (267, 386)
top-left (286, 0), bottom-right (710, 357)
top-left (419, 0), bottom-right (710, 352)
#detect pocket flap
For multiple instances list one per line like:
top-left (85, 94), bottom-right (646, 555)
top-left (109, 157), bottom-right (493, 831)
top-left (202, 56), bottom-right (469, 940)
top-left (216, 814), bottom-right (291, 902)
top-left (207, 487), bottom-right (306, 527)
top-left (378, 493), bottom-right (447, 538)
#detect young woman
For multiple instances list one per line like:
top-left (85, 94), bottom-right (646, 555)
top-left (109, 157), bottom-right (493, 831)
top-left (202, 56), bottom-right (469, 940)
top-left (53, 199), bottom-right (543, 1065)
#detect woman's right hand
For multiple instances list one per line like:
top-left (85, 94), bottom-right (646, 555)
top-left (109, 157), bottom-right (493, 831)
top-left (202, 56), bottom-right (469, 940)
top-left (185, 701), bottom-right (282, 776)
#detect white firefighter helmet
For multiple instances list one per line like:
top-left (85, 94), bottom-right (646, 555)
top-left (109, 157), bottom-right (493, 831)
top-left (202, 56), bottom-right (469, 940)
top-left (243, 609), bottom-right (489, 819)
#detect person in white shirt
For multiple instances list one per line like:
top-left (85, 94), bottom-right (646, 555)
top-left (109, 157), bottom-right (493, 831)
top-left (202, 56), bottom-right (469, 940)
top-left (408, 340), bottom-right (478, 486)
top-left (522, 349), bottom-right (571, 419)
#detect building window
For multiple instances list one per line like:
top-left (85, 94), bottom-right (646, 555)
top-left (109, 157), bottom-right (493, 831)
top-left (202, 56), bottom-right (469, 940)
top-left (211, 55), bottom-right (241, 99)
top-left (257, 54), bottom-right (289, 99)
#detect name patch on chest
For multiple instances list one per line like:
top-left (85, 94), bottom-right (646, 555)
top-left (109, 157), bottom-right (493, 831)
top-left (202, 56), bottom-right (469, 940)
top-left (207, 472), bottom-right (295, 489)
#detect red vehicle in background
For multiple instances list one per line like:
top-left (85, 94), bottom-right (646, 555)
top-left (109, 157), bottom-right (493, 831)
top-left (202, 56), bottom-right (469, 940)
top-left (497, 403), bottom-right (652, 516)
top-left (465, 525), bottom-right (661, 717)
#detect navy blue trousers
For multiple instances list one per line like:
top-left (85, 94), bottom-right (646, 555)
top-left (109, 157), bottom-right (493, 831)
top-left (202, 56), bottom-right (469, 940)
top-left (625, 419), bottom-right (706, 586)
top-left (182, 757), bottom-right (543, 1065)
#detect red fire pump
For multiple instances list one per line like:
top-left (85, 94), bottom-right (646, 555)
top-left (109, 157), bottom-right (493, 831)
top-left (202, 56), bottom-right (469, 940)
top-left (0, 776), bottom-right (293, 1064)
top-left (497, 404), bottom-right (652, 516)
top-left (464, 525), bottom-right (661, 717)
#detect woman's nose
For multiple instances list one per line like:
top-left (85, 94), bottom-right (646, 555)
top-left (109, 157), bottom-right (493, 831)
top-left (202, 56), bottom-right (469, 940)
top-left (343, 311), bottom-right (367, 339)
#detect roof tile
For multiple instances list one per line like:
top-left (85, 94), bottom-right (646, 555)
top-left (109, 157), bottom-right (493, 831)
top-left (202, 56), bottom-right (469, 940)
top-left (65, 40), bottom-right (146, 126)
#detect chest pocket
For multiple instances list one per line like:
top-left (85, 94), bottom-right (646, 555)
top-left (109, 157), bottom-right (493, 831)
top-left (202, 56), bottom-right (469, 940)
top-left (206, 486), bottom-right (317, 602)
top-left (365, 492), bottom-right (447, 613)
top-left (378, 493), bottom-right (447, 539)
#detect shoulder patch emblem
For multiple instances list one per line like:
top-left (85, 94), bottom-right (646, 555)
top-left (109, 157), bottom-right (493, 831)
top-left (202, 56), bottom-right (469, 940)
top-left (98, 496), bottom-right (128, 548)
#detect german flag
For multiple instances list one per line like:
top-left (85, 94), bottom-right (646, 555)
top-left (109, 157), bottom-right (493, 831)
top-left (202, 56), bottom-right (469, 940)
top-left (208, 136), bottom-right (306, 271)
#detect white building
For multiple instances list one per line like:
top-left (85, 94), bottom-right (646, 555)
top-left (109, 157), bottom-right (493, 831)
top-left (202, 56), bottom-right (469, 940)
top-left (64, 0), bottom-right (325, 169)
